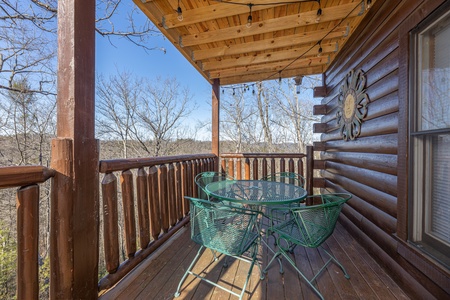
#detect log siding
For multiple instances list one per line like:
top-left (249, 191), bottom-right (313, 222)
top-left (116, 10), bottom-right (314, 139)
top-left (315, 0), bottom-right (449, 298)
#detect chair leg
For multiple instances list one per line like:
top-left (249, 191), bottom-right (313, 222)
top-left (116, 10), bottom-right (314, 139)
top-left (174, 245), bottom-right (205, 297)
top-left (276, 248), bottom-right (325, 300)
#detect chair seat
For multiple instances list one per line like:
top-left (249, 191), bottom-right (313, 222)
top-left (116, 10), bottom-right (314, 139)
top-left (192, 227), bottom-right (258, 256)
top-left (271, 218), bottom-right (331, 249)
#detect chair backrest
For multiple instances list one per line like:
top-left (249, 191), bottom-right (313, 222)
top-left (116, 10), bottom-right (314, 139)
top-left (195, 171), bottom-right (234, 199)
top-left (261, 172), bottom-right (305, 188)
top-left (290, 193), bottom-right (351, 248)
top-left (186, 197), bottom-right (259, 256)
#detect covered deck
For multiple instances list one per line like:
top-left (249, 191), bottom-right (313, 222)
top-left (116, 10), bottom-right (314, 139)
top-left (100, 222), bottom-right (409, 300)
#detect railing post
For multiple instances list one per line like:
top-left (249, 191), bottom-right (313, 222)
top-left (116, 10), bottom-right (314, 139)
top-left (17, 185), bottom-right (39, 300)
top-left (50, 138), bottom-right (74, 299)
top-left (306, 145), bottom-right (314, 195)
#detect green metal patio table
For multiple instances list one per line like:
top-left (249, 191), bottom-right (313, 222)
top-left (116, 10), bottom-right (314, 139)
top-left (205, 179), bottom-right (307, 208)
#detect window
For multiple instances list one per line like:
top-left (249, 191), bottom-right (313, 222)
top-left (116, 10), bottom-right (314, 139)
top-left (410, 7), bottom-right (450, 269)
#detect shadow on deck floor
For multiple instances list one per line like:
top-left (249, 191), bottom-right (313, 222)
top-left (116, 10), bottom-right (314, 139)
top-left (100, 221), bottom-right (410, 300)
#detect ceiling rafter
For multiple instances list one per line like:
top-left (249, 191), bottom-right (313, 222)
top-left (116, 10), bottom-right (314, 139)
top-left (202, 42), bottom-right (337, 71)
top-left (208, 55), bottom-right (329, 78)
top-left (192, 25), bottom-right (348, 60)
top-left (180, 2), bottom-right (362, 47)
top-left (133, 0), bottom-right (372, 85)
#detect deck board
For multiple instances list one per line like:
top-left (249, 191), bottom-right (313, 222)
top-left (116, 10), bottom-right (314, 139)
top-left (100, 222), bottom-right (410, 300)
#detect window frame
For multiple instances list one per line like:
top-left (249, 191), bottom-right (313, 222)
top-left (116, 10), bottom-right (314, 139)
top-left (408, 5), bottom-right (450, 270)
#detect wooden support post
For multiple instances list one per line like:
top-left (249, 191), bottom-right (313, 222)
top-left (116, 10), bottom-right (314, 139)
top-left (51, 0), bottom-right (99, 298)
top-left (17, 185), bottom-right (39, 300)
top-left (212, 78), bottom-right (220, 171)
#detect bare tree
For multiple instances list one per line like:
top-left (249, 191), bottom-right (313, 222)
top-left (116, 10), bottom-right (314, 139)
top-left (135, 76), bottom-right (196, 156)
top-left (268, 78), bottom-right (320, 152)
top-left (0, 0), bottom-right (162, 96)
top-left (96, 70), bottom-right (143, 158)
top-left (220, 87), bottom-right (259, 153)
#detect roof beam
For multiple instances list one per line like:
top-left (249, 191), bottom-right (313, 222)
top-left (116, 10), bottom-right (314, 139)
top-left (181, 2), bottom-right (362, 46)
top-left (201, 43), bottom-right (337, 71)
top-left (163, 2), bottom-right (280, 29)
top-left (219, 65), bottom-right (326, 85)
top-left (208, 55), bottom-right (329, 79)
top-left (192, 25), bottom-right (348, 60)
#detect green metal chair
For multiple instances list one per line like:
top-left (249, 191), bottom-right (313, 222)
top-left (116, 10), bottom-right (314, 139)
top-left (261, 172), bottom-right (307, 228)
top-left (174, 197), bottom-right (263, 300)
top-left (263, 193), bottom-right (352, 300)
top-left (195, 171), bottom-right (234, 200)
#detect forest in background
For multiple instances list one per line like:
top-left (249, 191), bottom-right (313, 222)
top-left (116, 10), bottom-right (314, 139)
top-left (0, 0), bottom-right (320, 297)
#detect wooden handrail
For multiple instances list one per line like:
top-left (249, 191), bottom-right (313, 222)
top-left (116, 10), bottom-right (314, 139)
top-left (220, 153), bottom-right (306, 159)
top-left (0, 166), bottom-right (56, 189)
top-left (99, 153), bottom-right (216, 173)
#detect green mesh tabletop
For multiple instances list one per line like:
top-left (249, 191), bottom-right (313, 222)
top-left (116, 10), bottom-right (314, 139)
top-left (205, 180), bottom-right (307, 205)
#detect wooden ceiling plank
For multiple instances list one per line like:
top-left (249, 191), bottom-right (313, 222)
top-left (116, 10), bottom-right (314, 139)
top-left (208, 55), bottom-right (329, 78)
top-left (192, 25), bottom-right (348, 60)
top-left (220, 65), bottom-right (325, 85)
top-left (202, 43), bottom-right (337, 70)
top-left (181, 2), bottom-right (362, 46)
top-left (163, 2), bottom-right (281, 29)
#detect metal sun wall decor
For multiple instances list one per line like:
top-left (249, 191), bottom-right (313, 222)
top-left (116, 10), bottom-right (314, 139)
top-left (336, 69), bottom-right (369, 141)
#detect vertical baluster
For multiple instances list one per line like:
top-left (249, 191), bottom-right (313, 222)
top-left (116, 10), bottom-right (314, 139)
top-left (191, 160), bottom-right (197, 198)
top-left (288, 158), bottom-right (295, 173)
top-left (221, 158), bottom-right (226, 174)
top-left (262, 158), bottom-right (268, 178)
top-left (175, 162), bottom-right (183, 220)
top-left (158, 165), bottom-right (169, 233)
top-left (187, 161), bottom-right (194, 205)
top-left (280, 158), bottom-right (286, 173)
top-left (244, 158), bottom-right (251, 180)
top-left (270, 158), bottom-right (276, 175)
top-left (121, 170), bottom-right (136, 258)
top-left (236, 158), bottom-right (242, 179)
top-left (102, 173), bottom-right (119, 273)
top-left (298, 159), bottom-right (304, 180)
top-left (137, 168), bottom-right (150, 249)
top-left (17, 185), bottom-right (39, 300)
top-left (181, 161), bottom-right (189, 215)
top-left (168, 164), bottom-right (177, 227)
top-left (252, 158), bottom-right (258, 179)
top-left (148, 166), bottom-right (161, 241)
top-left (228, 158), bottom-right (234, 178)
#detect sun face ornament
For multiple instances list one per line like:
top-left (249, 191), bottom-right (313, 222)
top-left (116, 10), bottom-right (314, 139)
top-left (336, 69), bottom-right (369, 141)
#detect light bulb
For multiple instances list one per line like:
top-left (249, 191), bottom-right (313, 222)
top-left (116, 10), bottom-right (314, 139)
top-left (177, 6), bottom-right (183, 21)
top-left (366, 0), bottom-right (372, 10)
top-left (247, 14), bottom-right (252, 28)
top-left (316, 8), bottom-right (322, 23)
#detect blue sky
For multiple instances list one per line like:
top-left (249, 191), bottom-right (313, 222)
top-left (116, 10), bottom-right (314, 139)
top-left (95, 5), bottom-right (214, 140)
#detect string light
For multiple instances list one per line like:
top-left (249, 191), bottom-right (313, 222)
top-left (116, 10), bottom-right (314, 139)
top-left (177, 0), bottom-right (183, 21)
top-left (316, 0), bottom-right (322, 23)
top-left (366, 0), bottom-right (372, 10)
top-left (294, 76), bottom-right (303, 94)
top-left (217, 0), bottom-right (366, 91)
top-left (246, 4), bottom-right (254, 28)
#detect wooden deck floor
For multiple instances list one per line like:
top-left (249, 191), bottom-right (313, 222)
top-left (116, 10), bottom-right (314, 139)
top-left (100, 221), bottom-right (410, 300)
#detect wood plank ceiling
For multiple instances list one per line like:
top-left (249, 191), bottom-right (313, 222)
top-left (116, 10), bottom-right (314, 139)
top-left (134, 0), bottom-right (374, 86)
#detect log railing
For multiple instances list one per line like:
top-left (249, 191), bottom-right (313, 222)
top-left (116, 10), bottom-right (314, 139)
top-left (97, 153), bottom-right (217, 293)
top-left (0, 166), bottom-right (56, 300)
top-left (219, 146), bottom-right (316, 194)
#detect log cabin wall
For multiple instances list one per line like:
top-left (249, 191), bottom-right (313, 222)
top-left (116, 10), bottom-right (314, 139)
top-left (314, 0), bottom-right (449, 299)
